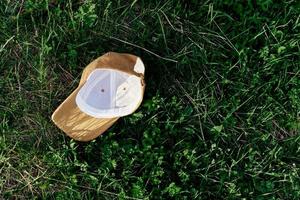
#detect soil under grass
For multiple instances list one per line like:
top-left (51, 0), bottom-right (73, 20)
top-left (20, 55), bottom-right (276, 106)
top-left (0, 0), bottom-right (299, 199)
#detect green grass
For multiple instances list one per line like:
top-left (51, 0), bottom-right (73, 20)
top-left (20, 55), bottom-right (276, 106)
top-left (0, 0), bottom-right (300, 199)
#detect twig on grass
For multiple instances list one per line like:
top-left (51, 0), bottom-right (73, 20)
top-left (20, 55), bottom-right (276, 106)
top-left (91, 31), bottom-right (178, 63)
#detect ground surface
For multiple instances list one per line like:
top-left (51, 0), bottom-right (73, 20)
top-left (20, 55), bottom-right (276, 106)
top-left (0, 0), bottom-right (299, 199)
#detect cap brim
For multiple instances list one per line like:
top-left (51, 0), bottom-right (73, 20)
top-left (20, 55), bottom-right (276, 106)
top-left (52, 85), bottom-right (119, 141)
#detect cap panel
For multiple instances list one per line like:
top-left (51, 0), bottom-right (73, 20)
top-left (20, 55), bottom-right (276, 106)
top-left (79, 52), bottom-right (142, 86)
top-left (75, 69), bottom-right (144, 118)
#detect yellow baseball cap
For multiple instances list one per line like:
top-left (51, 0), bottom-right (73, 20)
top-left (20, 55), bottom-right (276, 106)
top-left (51, 52), bottom-right (145, 141)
